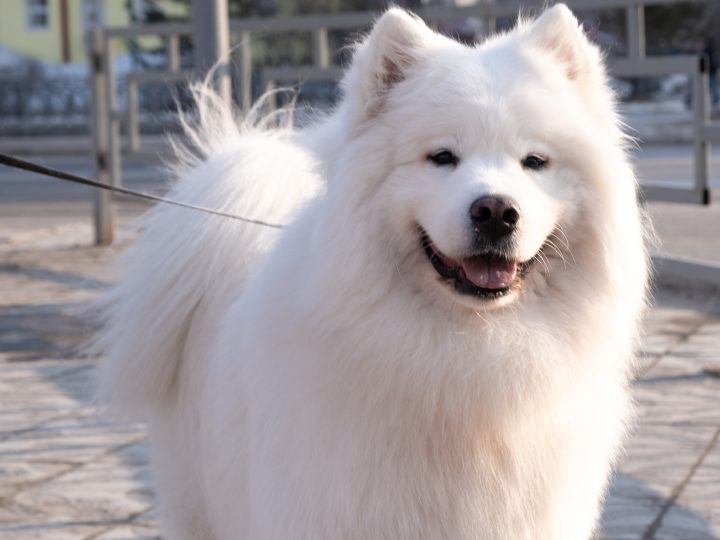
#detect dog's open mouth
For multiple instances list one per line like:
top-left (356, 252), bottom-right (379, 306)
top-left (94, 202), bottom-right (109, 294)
top-left (420, 230), bottom-right (534, 300)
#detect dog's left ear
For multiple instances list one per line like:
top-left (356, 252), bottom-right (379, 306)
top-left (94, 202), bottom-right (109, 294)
top-left (346, 8), bottom-right (436, 117)
top-left (523, 4), bottom-right (601, 82)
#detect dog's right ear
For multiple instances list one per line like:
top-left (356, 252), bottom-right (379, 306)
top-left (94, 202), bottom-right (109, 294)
top-left (345, 8), bottom-right (435, 118)
top-left (522, 4), bottom-right (601, 83)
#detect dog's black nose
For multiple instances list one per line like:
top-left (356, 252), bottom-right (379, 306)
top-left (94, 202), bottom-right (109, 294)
top-left (469, 196), bottom-right (520, 240)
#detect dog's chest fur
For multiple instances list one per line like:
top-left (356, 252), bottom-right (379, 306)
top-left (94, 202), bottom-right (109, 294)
top-left (232, 312), bottom-right (623, 540)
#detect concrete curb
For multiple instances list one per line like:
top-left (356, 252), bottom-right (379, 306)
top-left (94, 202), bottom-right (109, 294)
top-left (653, 255), bottom-right (720, 291)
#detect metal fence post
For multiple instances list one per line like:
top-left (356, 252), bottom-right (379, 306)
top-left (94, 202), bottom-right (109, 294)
top-left (192, 0), bottom-right (232, 104)
top-left (694, 54), bottom-right (711, 205)
top-left (127, 81), bottom-right (140, 153)
top-left (104, 35), bottom-right (123, 190)
top-left (626, 1), bottom-right (646, 59)
top-left (89, 28), bottom-right (115, 245)
top-left (235, 31), bottom-right (252, 111)
top-left (167, 34), bottom-right (181, 72)
top-left (482, 1), bottom-right (496, 38)
top-left (313, 27), bottom-right (330, 69)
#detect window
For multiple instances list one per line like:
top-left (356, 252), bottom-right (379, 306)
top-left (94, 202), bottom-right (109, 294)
top-left (25, 0), bottom-right (49, 30)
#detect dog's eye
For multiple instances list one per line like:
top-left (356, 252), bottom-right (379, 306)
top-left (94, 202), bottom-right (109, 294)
top-left (428, 149), bottom-right (459, 167)
top-left (521, 154), bottom-right (549, 171)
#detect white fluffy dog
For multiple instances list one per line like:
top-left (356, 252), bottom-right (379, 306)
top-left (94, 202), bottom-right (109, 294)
top-left (98, 5), bottom-right (649, 539)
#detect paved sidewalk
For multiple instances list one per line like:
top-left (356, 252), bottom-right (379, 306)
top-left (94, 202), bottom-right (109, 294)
top-left (0, 229), bottom-right (157, 540)
top-left (0, 223), bottom-right (719, 539)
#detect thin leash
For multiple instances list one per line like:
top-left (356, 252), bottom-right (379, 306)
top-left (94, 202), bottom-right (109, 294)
top-left (0, 152), bottom-right (284, 229)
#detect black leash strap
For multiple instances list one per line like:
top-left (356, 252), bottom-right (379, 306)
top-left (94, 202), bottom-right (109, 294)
top-left (0, 152), bottom-right (284, 229)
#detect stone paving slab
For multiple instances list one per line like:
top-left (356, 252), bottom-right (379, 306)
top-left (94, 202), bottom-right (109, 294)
top-left (0, 224), bottom-right (719, 539)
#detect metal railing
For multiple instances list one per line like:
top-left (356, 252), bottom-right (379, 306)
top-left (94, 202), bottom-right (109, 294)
top-left (610, 54), bottom-right (714, 205)
top-left (89, 0), bottom-right (718, 244)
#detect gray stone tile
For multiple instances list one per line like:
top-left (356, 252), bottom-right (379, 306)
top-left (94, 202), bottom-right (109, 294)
top-left (2, 237), bottom-right (720, 539)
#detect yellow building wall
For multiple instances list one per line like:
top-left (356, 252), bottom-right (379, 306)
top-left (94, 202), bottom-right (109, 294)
top-left (68, 1), bottom-right (130, 63)
top-left (0, 0), bottom-right (62, 63)
top-left (0, 0), bottom-right (130, 64)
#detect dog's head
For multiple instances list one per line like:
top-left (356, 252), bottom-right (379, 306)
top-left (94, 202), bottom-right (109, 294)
top-left (332, 5), bottom-right (639, 311)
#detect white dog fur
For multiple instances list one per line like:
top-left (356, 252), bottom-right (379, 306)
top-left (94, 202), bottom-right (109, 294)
top-left (97, 5), bottom-right (650, 539)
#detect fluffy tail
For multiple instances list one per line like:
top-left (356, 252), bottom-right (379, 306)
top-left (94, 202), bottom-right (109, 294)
top-left (94, 82), bottom-right (321, 418)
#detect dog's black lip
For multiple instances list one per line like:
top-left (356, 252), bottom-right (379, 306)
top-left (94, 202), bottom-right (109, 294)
top-left (420, 229), bottom-right (536, 300)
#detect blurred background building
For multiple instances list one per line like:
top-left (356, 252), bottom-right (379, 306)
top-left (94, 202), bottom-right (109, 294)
top-left (0, 0), bottom-right (718, 138)
top-left (0, 0), bottom-right (720, 138)
top-left (0, 0), bottom-right (129, 64)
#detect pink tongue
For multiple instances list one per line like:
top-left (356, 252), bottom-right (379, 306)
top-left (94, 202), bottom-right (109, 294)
top-left (461, 258), bottom-right (518, 289)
